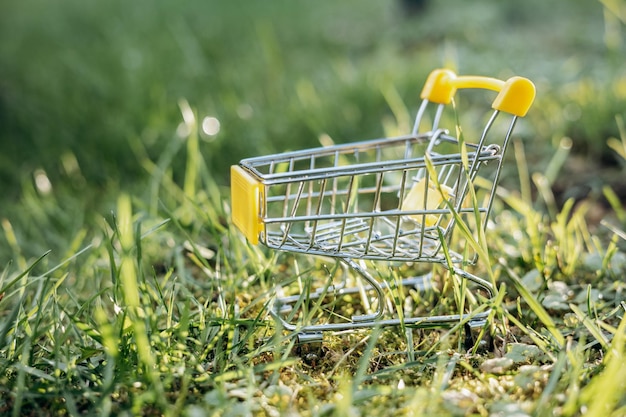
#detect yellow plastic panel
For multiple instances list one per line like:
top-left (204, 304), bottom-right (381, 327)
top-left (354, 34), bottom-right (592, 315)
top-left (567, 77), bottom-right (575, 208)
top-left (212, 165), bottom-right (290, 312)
top-left (230, 165), bottom-right (263, 244)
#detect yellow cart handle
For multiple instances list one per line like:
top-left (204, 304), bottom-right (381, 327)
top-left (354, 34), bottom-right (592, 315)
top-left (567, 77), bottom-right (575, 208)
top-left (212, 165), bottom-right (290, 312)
top-left (420, 69), bottom-right (535, 117)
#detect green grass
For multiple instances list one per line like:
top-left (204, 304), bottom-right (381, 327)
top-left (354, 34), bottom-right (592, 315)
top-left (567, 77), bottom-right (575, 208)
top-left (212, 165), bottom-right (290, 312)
top-left (2, 0), bottom-right (626, 415)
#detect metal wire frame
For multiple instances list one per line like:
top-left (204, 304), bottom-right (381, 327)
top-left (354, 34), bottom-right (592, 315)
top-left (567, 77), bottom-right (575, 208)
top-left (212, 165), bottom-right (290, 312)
top-left (235, 98), bottom-right (521, 341)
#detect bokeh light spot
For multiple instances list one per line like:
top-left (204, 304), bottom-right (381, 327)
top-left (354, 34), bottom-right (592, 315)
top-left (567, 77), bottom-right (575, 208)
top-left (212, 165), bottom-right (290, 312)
top-left (34, 169), bottom-right (52, 195)
top-left (202, 116), bottom-right (221, 136)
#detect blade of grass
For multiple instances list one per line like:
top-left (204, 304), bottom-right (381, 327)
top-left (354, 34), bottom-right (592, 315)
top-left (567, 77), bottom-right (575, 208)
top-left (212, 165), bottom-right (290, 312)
top-left (513, 138), bottom-right (533, 207)
top-left (471, 283), bottom-right (507, 355)
top-left (424, 155), bottom-right (492, 284)
top-left (0, 250), bottom-right (51, 295)
top-left (579, 306), bottom-right (626, 417)
top-left (534, 349), bottom-right (568, 417)
top-left (601, 219), bottom-right (626, 241)
top-left (0, 292), bottom-right (26, 351)
top-left (12, 336), bottom-right (32, 417)
top-left (354, 327), bottom-right (383, 387)
top-left (2, 218), bottom-right (26, 270)
top-left (502, 261), bottom-right (565, 348)
top-left (503, 311), bottom-right (554, 358)
top-left (437, 227), bottom-right (468, 347)
top-left (569, 304), bottom-right (610, 350)
top-left (602, 186), bottom-right (626, 224)
top-left (115, 194), bottom-right (164, 400)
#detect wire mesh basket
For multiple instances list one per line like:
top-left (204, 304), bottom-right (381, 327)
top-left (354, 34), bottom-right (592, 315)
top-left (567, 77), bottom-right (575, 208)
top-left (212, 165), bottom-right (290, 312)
top-left (231, 69), bottom-right (535, 342)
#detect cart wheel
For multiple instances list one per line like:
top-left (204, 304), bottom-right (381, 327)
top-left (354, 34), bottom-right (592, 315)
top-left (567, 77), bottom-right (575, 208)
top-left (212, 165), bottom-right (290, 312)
top-left (297, 332), bottom-right (324, 344)
top-left (463, 323), bottom-right (494, 354)
top-left (293, 339), bottom-right (324, 367)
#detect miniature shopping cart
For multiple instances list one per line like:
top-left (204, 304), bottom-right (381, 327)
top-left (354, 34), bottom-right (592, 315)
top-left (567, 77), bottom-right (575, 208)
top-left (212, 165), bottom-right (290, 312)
top-left (231, 69), bottom-right (535, 342)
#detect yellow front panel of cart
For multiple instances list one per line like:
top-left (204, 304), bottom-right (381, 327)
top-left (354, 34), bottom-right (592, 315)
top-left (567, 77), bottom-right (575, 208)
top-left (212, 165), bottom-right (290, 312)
top-left (231, 165), bottom-right (263, 245)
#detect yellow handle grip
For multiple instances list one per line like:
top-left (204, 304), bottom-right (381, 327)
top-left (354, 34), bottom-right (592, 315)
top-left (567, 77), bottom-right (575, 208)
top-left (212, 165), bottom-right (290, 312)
top-left (420, 69), bottom-right (536, 117)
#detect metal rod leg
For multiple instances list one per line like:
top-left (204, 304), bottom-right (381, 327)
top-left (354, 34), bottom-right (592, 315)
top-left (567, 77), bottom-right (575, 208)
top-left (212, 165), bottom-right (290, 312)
top-left (340, 257), bottom-right (386, 322)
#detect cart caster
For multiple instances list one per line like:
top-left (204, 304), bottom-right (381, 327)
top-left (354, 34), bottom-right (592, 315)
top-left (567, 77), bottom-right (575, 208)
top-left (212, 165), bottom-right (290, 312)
top-left (463, 322), bottom-right (493, 353)
top-left (297, 332), bottom-right (324, 344)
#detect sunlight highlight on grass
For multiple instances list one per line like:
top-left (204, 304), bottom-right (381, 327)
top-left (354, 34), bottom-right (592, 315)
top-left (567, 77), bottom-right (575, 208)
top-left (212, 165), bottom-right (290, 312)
top-left (580, 307), bottom-right (626, 417)
top-left (116, 194), bottom-right (159, 389)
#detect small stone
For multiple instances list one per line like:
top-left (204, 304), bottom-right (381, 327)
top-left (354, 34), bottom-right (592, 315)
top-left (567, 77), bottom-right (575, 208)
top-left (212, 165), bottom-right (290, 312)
top-left (480, 357), bottom-right (514, 374)
top-left (541, 294), bottom-right (569, 311)
top-left (521, 269), bottom-right (543, 293)
top-left (505, 343), bottom-right (548, 365)
top-left (442, 388), bottom-right (479, 412)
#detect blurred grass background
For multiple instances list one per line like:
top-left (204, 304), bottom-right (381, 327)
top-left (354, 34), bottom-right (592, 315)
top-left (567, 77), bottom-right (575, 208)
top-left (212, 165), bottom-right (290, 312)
top-left (0, 0), bottom-right (626, 184)
top-left (0, 0), bottom-right (624, 258)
